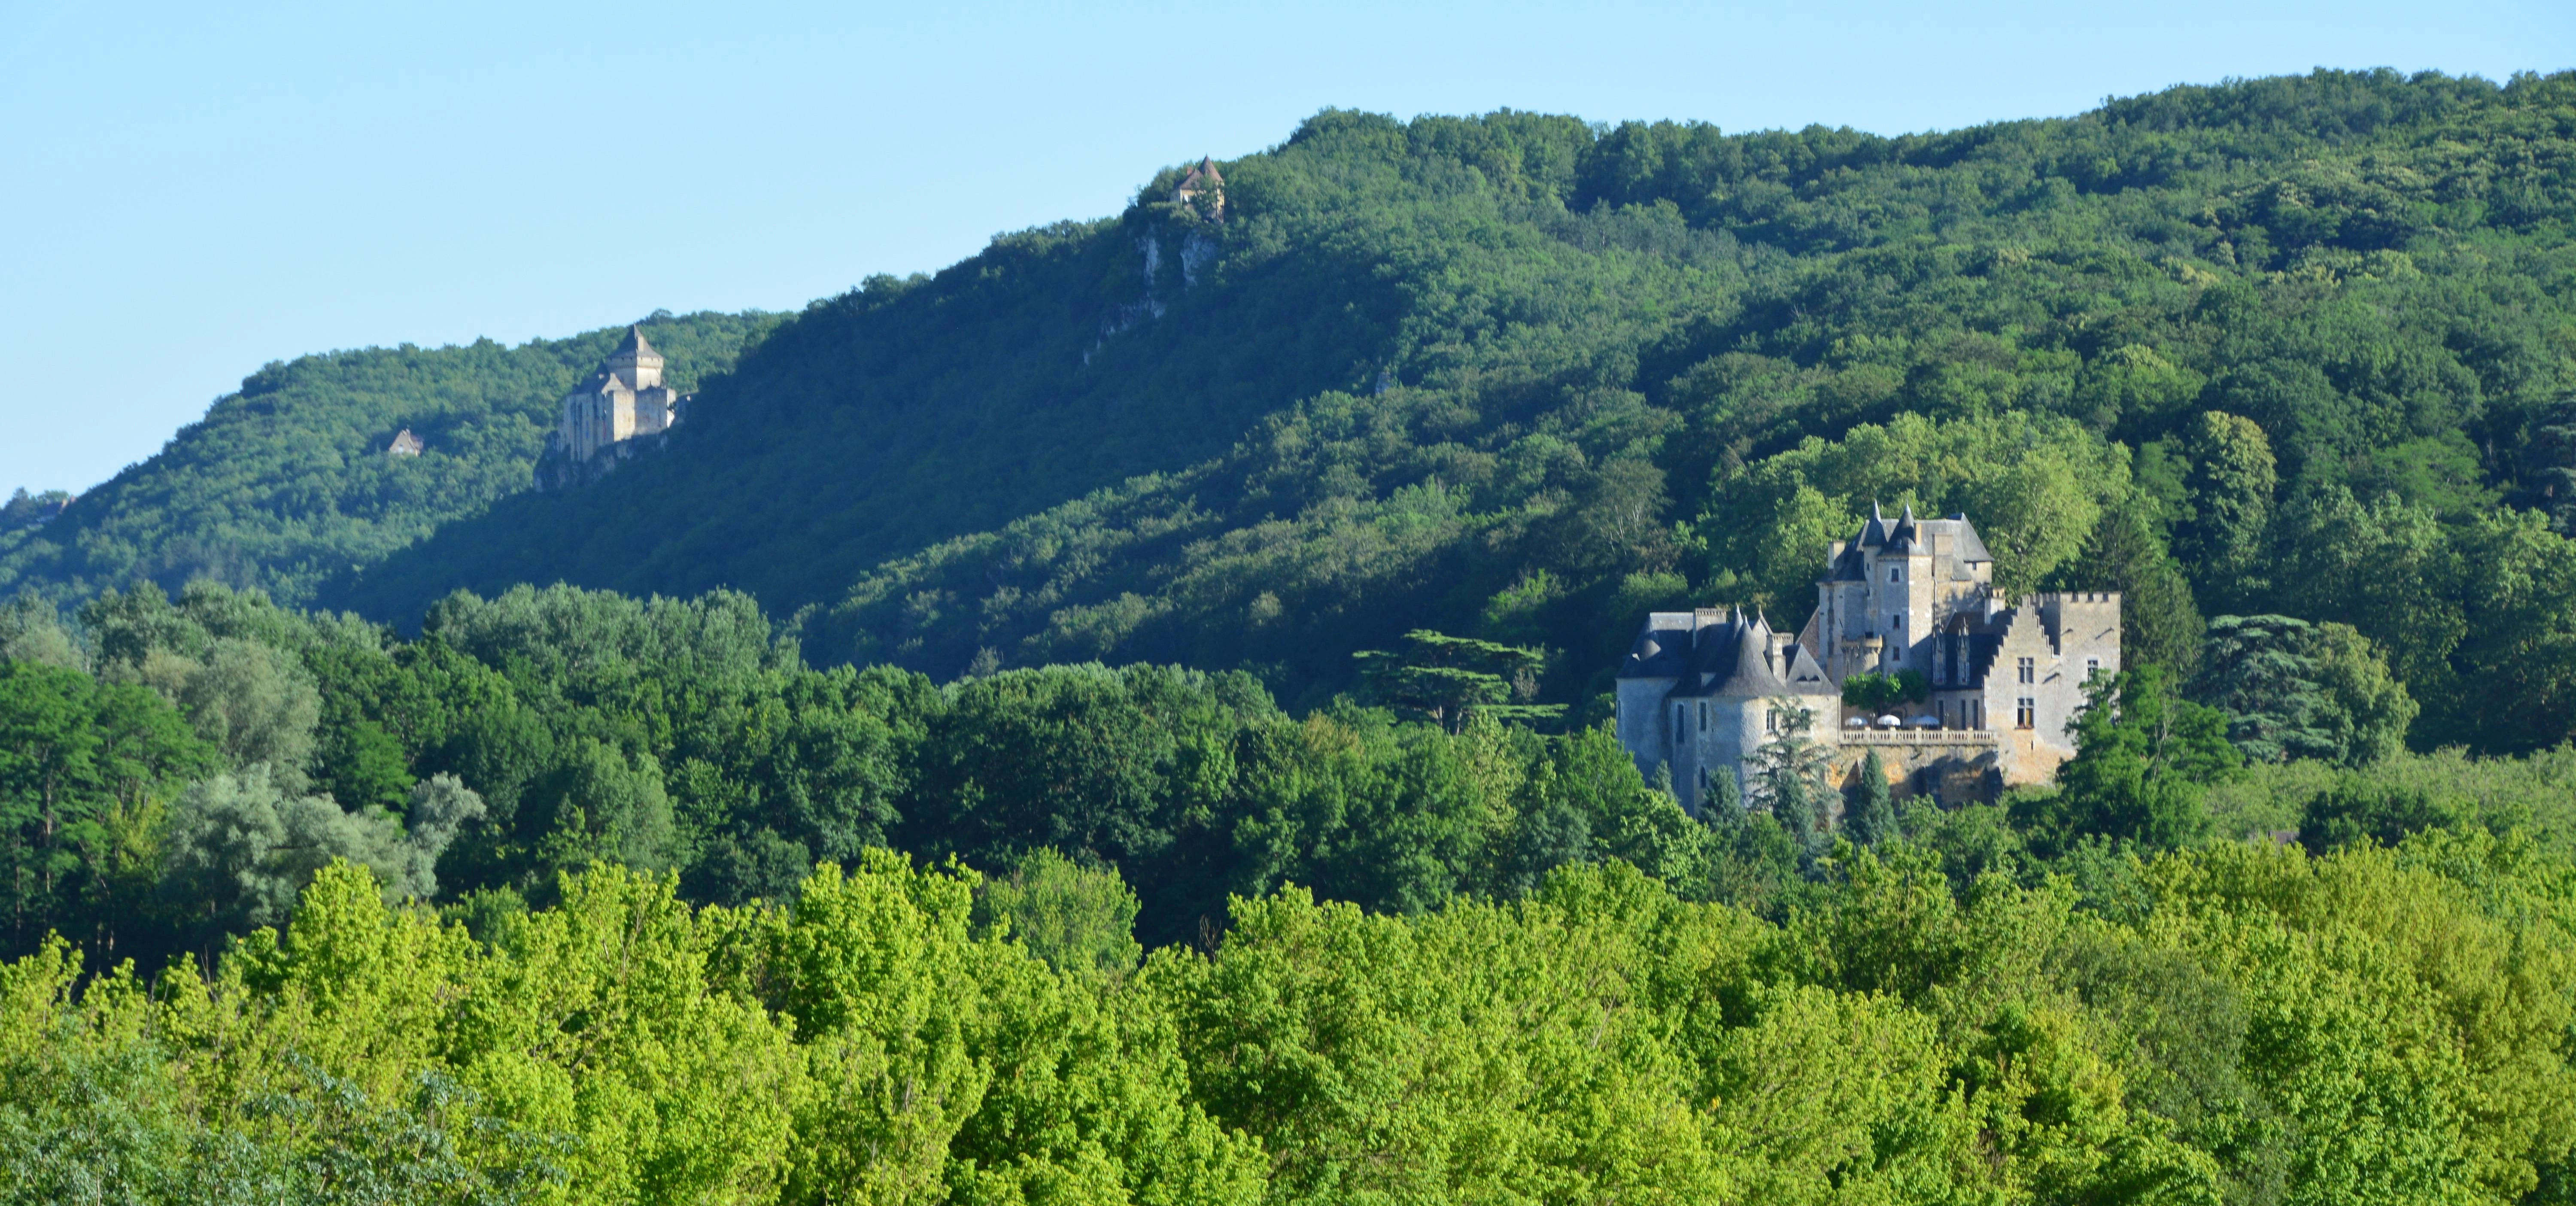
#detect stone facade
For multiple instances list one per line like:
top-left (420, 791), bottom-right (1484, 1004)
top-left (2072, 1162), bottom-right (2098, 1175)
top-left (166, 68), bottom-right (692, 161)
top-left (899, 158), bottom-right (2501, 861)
top-left (1613, 608), bottom-right (1841, 816)
top-left (535, 326), bottom-right (685, 490)
top-left (1617, 506), bottom-right (2120, 810)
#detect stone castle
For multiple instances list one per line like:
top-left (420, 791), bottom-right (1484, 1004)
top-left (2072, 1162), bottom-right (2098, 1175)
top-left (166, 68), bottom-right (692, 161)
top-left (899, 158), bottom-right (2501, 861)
top-left (1616, 506), bottom-right (2120, 811)
top-left (534, 326), bottom-right (685, 490)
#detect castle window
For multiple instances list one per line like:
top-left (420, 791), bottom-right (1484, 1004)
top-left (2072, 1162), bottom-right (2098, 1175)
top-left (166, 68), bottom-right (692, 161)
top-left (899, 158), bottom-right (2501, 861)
top-left (1698, 701), bottom-right (1707, 731)
top-left (1675, 706), bottom-right (1685, 742)
top-left (2086, 658), bottom-right (2101, 680)
top-left (1888, 566), bottom-right (1901, 583)
top-left (2017, 656), bottom-right (2035, 684)
top-left (1765, 709), bottom-right (1778, 733)
top-left (2016, 697), bottom-right (2036, 729)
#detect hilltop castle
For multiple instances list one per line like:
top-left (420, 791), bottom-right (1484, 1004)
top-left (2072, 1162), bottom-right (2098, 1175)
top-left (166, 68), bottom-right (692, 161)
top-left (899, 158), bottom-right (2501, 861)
top-left (534, 326), bottom-right (685, 490)
top-left (1173, 157), bottom-right (1224, 219)
top-left (1616, 506), bottom-right (2120, 812)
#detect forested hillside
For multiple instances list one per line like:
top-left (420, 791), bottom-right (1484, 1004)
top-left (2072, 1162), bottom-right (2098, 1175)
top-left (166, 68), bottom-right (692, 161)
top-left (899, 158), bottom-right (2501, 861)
top-left (307, 70), bottom-right (2576, 756)
top-left (0, 311), bottom-right (778, 608)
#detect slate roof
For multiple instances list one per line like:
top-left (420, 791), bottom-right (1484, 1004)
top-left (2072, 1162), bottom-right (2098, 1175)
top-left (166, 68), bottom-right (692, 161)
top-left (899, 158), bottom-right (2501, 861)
top-left (1940, 513), bottom-right (1994, 562)
top-left (1620, 614), bottom-right (1696, 678)
top-left (1839, 505), bottom-right (1995, 565)
top-left (1618, 608), bottom-right (1836, 699)
top-left (1884, 504), bottom-right (1922, 554)
top-left (1825, 542), bottom-right (1868, 581)
top-left (1688, 612), bottom-right (1788, 698)
top-left (1857, 501), bottom-right (1892, 548)
top-left (609, 325), bottom-right (662, 362)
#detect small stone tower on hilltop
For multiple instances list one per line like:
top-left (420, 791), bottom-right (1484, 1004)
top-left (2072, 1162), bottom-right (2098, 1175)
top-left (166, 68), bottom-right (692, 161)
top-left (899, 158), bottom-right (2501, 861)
top-left (536, 325), bottom-right (686, 489)
top-left (1174, 157), bottom-right (1224, 219)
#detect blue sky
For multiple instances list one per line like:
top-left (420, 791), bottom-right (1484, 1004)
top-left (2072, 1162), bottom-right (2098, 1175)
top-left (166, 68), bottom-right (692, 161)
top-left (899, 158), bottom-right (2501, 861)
top-left (2, 0), bottom-right (2569, 495)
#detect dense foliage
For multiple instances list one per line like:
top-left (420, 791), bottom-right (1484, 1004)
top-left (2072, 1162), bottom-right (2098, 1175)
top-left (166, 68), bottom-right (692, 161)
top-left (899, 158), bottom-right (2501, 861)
top-left (0, 312), bottom-right (778, 609)
top-left (6, 825), bottom-right (2574, 1204)
top-left (0, 578), bottom-right (2574, 1201)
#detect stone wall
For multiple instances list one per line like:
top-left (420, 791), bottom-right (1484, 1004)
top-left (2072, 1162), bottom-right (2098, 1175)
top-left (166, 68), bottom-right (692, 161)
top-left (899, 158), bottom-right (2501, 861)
top-left (1830, 730), bottom-right (2006, 806)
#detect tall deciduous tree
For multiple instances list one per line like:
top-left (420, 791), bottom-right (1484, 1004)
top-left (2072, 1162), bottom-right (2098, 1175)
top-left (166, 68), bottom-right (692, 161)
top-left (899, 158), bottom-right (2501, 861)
top-left (2175, 411), bottom-right (2278, 610)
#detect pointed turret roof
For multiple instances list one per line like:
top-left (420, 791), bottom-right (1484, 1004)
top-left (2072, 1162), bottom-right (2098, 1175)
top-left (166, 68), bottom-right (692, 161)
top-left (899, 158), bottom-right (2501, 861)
top-left (1180, 156), bottom-right (1223, 188)
top-left (608, 325), bottom-right (663, 363)
top-left (1856, 501), bottom-right (1893, 548)
top-left (1885, 504), bottom-right (1923, 554)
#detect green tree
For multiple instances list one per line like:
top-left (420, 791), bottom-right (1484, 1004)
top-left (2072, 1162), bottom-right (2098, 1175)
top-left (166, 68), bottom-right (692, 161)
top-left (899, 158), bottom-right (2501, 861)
top-left (2195, 615), bottom-right (2343, 763)
top-left (1701, 760), bottom-right (1743, 819)
top-left (1847, 749), bottom-right (1899, 845)
top-left (2052, 496), bottom-right (2205, 681)
top-left (140, 638), bottom-right (324, 795)
top-left (1841, 670), bottom-right (1928, 714)
top-left (974, 846), bottom-right (1145, 978)
top-left (1354, 629), bottom-right (1555, 731)
top-left (0, 598), bottom-right (82, 672)
top-left (157, 767), bottom-right (426, 939)
top-left (1747, 699), bottom-right (1836, 854)
top-left (2032, 665), bottom-right (2241, 850)
top-left (2174, 411), bottom-right (2278, 610)
top-left (2196, 615), bottom-right (2416, 766)
top-left (0, 661), bottom-right (211, 953)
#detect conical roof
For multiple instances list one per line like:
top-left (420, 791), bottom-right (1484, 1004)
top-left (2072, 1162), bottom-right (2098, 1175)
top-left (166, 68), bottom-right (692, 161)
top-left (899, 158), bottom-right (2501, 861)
top-left (1857, 501), bottom-right (1892, 547)
top-left (1885, 504), bottom-right (1922, 553)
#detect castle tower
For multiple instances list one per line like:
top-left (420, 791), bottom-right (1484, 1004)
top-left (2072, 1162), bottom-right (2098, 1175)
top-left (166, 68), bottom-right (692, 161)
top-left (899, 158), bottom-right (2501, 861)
top-left (605, 325), bottom-right (666, 391)
top-left (542, 324), bottom-right (687, 483)
top-left (1174, 157), bottom-right (1225, 219)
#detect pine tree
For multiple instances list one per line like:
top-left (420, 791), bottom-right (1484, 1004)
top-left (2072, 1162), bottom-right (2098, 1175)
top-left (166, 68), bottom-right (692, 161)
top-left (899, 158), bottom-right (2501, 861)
top-left (2057, 499), bottom-right (2205, 682)
top-left (1847, 749), bottom-right (1898, 845)
top-left (1701, 764), bottom-right (1743, 820)
top-left (1747, 699), bottom-right (1834, 855)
